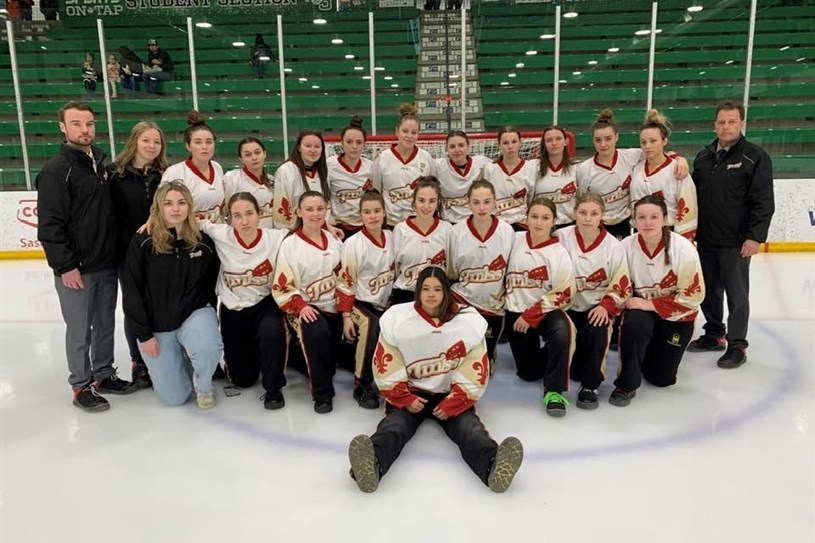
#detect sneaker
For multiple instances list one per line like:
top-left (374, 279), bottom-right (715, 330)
top-left (348, 434), bottom-right (380, 493)
top-left (576, 387), bottom-right (599, 410)
top-left (487, 437), bottom-right (524, 493)
top-left (263, 391), bottom-right (285, 410)
top-left (196, 390), bottom-right (216, 409)
top-left (95, 374), bottom-right (138, 395)
top-left (72, 384), bottom-right (110, 413)
top-left (353, 385), bottom-right (380, 410)
top-left (687, 335), bottom-right (726, 352)
top-left (131, 361), bottom-right (152, 389)
top-left (542, 390), bottom-right (568, 417)
top-left (314, 398), bottom-right (333, 414)
top-left (609, 387), bottom-right (636, 407)
top-left (717, 347), bottom-right (747, 369)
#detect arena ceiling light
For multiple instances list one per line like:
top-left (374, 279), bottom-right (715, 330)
top-left (353, 65), bottom-right (365, 71)
top-left (384, 76), bottom-right (393, 80)
top-left (283, 67), bottom-right (293, 72)
top-left (232, 41), bottom-right (245, 47)
top-left (559, 79), bottom-right (567, 83)
top-left (587, 60), bottom-right (598, 65)
top-left (362, 75), bottom-right (371, 80)
top-left (608, 47), bottom-right (620, 53)
top-left (331, 38), bottom-right (344, 44)
top-left (525, 50), bottom-right (538, 56)
top-left (779, 45), bottom-right (790, 51)
top-left (635, 29), bottom-right (662, 36)
top-left (195, 22), bottom-right (212, 28)
top-left (345, 54), bottom-right (355, 59)
top-left (375, 66), bottom-right (385, 71)
top-left (258, 56), bottom-right (270, 61)
top-left (725, 60), bottom-right (734, 64)
top-left (313, 18), bottom-right (327, 24)
top-left (508, 73), bottom-right (516, 78)
top-left (391, 83), bottom-right (399, 88)
top-left (572, 71), bottom-right (582, 75)
top-left (563, 10), bottom-right (578, 19)
top-left (0, 8), bottom-right (7, 13)
top-left (500, 81), bottom-right (509, 86)
top-left (312, 85), bottom-right (320, 89)
top-left (687, 5), bottom-right (703, 12)
top-left (298, 77), bottom-right (308, 82)
top-left (515, 62), bottom-right (525, 68)
top-left (796, 57), bottom-right (806, 62)
top-left (539, 34), bottom-right (556, 40)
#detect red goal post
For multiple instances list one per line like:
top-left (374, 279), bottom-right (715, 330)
top-left (323, 131), bottom-right (575, 162)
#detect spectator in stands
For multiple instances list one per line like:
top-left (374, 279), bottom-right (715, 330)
top-left (118, 46), bottom-right (144, 96)
top-left (687, 101), bottom-right (774, 370)
top-left (250, 34), bottom-right (276, 79)
top-left (82, 52), bottom-right (99, 99)
top-left (19, 0), bottom-right (33, 21)
top-left (106, 54), bottom-right (121, 99)
top-left (424, 0), bottom-right (440, 9)
top-left (446, 0), bottom-right (462, 9)
top-left (37, 102), bottom-right (137, 413)
top-left (40, 0), bottom-right (59, 20)
top-left (143, 38), bottom-right (175, 96)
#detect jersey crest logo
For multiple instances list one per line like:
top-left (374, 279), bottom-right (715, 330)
top-left (442, 196), bottom-right (468, 210)
top-left (473, 353), bottom-right (489, 386)
top-left (341, 265), bottom-right (354, 288)
top-left (612, 275), bottom-right (632, 298)
top-left (373, 341), bottom-right (393, 374)
top-left (259, 201), bottom-right (274, 219)
top-left (636, 271), bottom-right (678, 299)
top-left (223, 259), bottom-right (273, 290)
top-left (278, 197), bottom-right (293, 222)
top-left (388, 177), bottom-right (422, 203)
top-left (553, 287), bottom-right (572, 307)
top-left (305, 274), bottom-right (336, 301)
top-left (272, 272), bottom-right (290, 294)
top-left (505, 265), bottom-right (548, 293)
top-left (682, 272), bottom-right (702, 297)
top-left (676, 197), bottom-right (689, 222)
top-left (369, 263), bottom-right (396, 296)
top-left (196, 205), bottom-right (222, 223)
top-left (575, 267), bottom-right (607, 292)
top-left (458, 255), bottom-right (506, 286)
top-left (539, 181), bottom-right (577, 204)
top-left (406, 340), bottom-right (467, 380)
top-left (336, 179), bottom-right (373, 204)
top-left (495, 189), bottom-right (527, 215)
top-left (403, 250), bottom-right (446, 288)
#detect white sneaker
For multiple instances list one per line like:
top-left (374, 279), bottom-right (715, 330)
top-left (196, 390), bottom-right (216, 409)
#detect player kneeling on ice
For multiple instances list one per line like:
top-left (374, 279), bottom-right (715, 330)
top-left (610, 195), bottom-right (705, 407)
top-left (348, 266), bottom-right (523, 493)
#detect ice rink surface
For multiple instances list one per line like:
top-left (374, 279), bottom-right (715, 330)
top-left (1, 254), bottom-right (813, 543)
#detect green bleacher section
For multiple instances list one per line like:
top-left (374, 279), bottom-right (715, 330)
top-left (0, 0), bottom-right (813, 189)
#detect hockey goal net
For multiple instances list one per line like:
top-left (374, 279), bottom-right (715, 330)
top-left (324, 131), bottom-right (574, 161)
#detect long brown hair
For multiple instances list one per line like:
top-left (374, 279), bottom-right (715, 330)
top-left (634, 194), bottom-right (671, 265)
top-left (115, 121), bottom-right (169, 176)
top-left (414, 265), bottom-right (460, 323)
top-left (149, 182), bottom-right (201, 255)
top-left (539, 126), bottom-right (572, 177)
top-left (288, 130), bottom-right (329, 198)
top-left (495, 125), bottom-right (522, 163)
top-left (237, 137), bottom-right (273, 189)
top-left (286, 190), bottom-right (328, 237)
top-left (226, 191), bottom-right (260, 225)
top-left (412, 176), bottom-right (443, 219)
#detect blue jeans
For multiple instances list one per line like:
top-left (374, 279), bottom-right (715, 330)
top-left (139, 306), bottom-right (222, 406)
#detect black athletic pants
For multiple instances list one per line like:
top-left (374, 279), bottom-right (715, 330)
top-left (482, 313), bottom-right (505, 365)
top-left (389, 288), bottom-right (415, 306)
top-left (288, 311), bottom-right (344, 402)
top-left (506, 310), bottom-right (573, 393)
top-left (615, 309), bottom-right (694, 392)
top-left (371, 393), bottom-right (498, 484)
top-left (568, 309), bottom-right (612, 390)
top-left (220, 297), bottom-right (287, 394)
top-left (698, 246), bottom-right (751, 348)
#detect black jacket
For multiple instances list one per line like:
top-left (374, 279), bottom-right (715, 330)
top-left (692, 135), bottom-right (774, 248)
top-left (108, 163), bottom-right (162, 263)
top-left (146, 48), bottom-right (174, 73)
top-left (121, 230), bottom-right (219, 342)
top-left (36, 144), bottom-right (118, 275)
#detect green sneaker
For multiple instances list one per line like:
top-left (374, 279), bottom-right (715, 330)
top-left (542, 390), bottom-right (568, 418)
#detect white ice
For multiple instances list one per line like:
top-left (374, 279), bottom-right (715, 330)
top-left (1, 254), bottom-right (813, 543)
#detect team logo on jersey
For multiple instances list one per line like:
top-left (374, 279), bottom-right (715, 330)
top-left (223, 259), bottom-right (273, 290)
top-left (601, 175), bottom-right (632, 205)
top-left (652, 190), bottom-right (665, 200)
top-left (403, 250), bottom-right (446, 288)
top-left (539, 181), bottom-right (577, 204)
top-left (472, 352), bottom-right (489, 386)
top-left (336, 179), bottom-right (373, 204)
top-left (406, 340), bottom-right (467, 379)
top-left (682, 272), bottom-right (702, 297)
top-left (305, 274), bottom-right (337, 301)
top-left (259, 201), bottom-right (274, 220)
top-left (196, 205), bottom-right (222, 223)
top-left (278, 198), bottom-right (293, 222)
top-left (676, 197), bottom-right (689, 223)
top-left (373, 341), bottom-right (394, 374)
top-left (612, 275), bottom-right (633, 298)
top-left (369, 263), bottom-right (396, 296)
top-left (505, 265), bottom-right (548, 293)
top-left (553, 287), bottom-right (572, 307)
top-left (459, 255), bottom-right (507, 286)
top-left (495, 188), bottom-right (527, 215)
top-left (636, 270), bottom-right (678, 299)
top-left (272, 272), bottom-right (291, 294)
top-left (442, 196), bottom-right (468, 210)
top-left (388, 177), bottom-right (423, 203)
top-left (575, 267), bottom-right (607, 292)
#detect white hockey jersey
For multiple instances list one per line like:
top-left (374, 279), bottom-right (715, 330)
top-left (392, 217), bottom-right (452, 291)
top-left (223, 167), bottom-right (275, 229)
top-left (272, 161), bottom-right (324, 229)
top-left (534, 161), bottom-right (578, 224)
top-left (435, 154), bottom-right (492, 223)
top-left (575, 149), bottom-right (642, 225)
top-left (336, 228), bottom-right (395, 312)
top-left (272, 229), bottom-right (343, 315)
top-left (201, 223), bottom-right (286, 311)
top-left (480, 158), bottom-right (539, 226)
top-left (629, 156), bottom-right (698, 240)
top-left (375, 303), bottom-right (489, 417)
top-left (372, 145), bottom-right (437, 226)
top-left (450, 216), bottom-right (514, 315)
top-left (327, 154), bottom-right (376, 227)
top-left (621, 232), bottom-right (705, 322)
top-left (161, 158), bottom-right (225, 223)
top-left (505, 232), bottom-right (576, 326)
top-left (554, 225), bottom-right (631, 314)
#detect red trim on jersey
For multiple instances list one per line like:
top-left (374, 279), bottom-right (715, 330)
top-left (576, 227), bottom-right (607, 253)
top-left (379, 381), bottom-right (419, 410)
top-left (637, 233), bottom-right (665, 260)
top-left (526, 232), bottom-right (559, 250)
top-left (546, 158), bottom-right (564, 173)
top-left (338, 153), bottom-right (362, 174)
top-left (281, 295), bottom-right (308, 315)
top-left (599, 296), bottom-right (622, 317)
top-left (466, 216), bottom-right (499, 243)
top-left (361, 227), bottom-right (387, 249)
top-left (521, 303), bottom-right (545, 328)
top-left (234, 228), bottom-right (263, 250)
top-left (497, 158), bottom-right (526, 177)
top-left (436, 384), bottom-right (476, 418)
top-left (336, 290), bottom-right (355, 313)
top-left (449, 155), bottom-right (473, 177)
top-left (389, 144), bottom-right (419, 165)
top-left (593, 150), bottom-right (618, 172)
top-left (645, 155), bottom-right (673, 177)
top-left (406, 216), bottom-right (440, 237)
top-left (185, 158), bottom-right (215, 185)
top-left (304, 168), bottom-right (317, 179)
top-left (296, 229), bottom-right (329, 251)
top-left (414, 304), bottom-right (444, 328)
top-left (241, 166), bottom-right (263, 186)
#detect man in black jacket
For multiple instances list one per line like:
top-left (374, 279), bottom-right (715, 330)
top-left (688, 101), bottom-right (774, 369)
top-left (143, 38), bottom-right (175, 96)
top-left (36, 102), bottom-right (137, 412)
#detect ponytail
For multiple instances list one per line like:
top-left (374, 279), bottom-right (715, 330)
top-left (662, 226), bottom-right (671, 265)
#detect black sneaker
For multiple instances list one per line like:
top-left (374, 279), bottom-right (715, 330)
top-left (131, 361), bottom-right (152, 390)
top-left (487, 437), bottom-right (524, 493)
top-left (95, 374), bottom-right (138, 395)
top-left (353, 385), bottom-right (380, 410)
top-left (717, 347), bottom-right (747, 369)
top-left (314, 398), bottom-right (333, 414)
top-left (263, 391), bottom-right (285, 410)
top-left (609, 387), bottom-right (636, 407)
top-left (576, 387), bottom-right (599, 410)
top-left (348, 434), bottom-right (380, 493)
top-left (687, 335), bottom-right (726, 352)
top-left (72, 384), bottom-right (110, 413)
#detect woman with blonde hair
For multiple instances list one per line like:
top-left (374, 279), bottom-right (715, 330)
top-left (121, 182), bottom-right (222, 409)
top-left (109, 120), bottom-right (169, 389)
